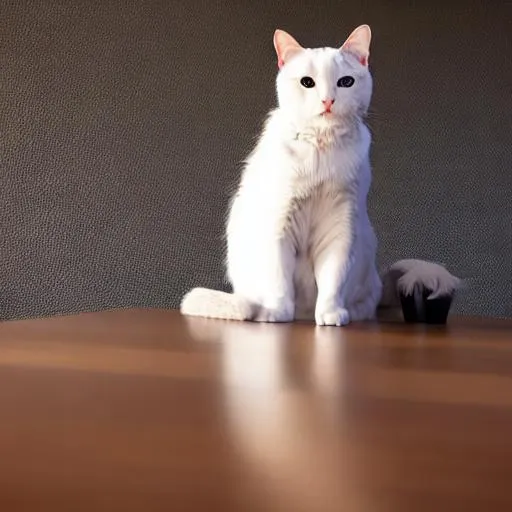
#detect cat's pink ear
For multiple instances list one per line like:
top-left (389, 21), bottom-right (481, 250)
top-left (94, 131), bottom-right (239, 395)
top-left (273, 29), bottom-right (304, 69)
top-left (340, 25), bottom-right (372, 66)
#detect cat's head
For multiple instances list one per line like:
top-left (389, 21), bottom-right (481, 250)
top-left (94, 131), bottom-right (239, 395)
top-left (273, 25), bottom-right (372, 125)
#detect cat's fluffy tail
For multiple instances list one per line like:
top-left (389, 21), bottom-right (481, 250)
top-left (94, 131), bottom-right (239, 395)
top-left (379, 259), bottom-right (460, 308)
top-left (180, 288), bottom-right (256, 321)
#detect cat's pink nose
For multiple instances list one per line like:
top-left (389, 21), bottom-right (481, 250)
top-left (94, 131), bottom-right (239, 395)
top-left (322, 99), bottom-right (335, 111)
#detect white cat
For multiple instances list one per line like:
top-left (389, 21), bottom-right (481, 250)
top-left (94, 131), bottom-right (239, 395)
top-left (181, 25), bottom-right (459, 326)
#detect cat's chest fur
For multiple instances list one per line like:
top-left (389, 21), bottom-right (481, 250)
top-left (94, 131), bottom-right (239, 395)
top-left (275, 123), bottom-right (370, 236)
top-left (286, 181), bottom-right (344, 252)
top-left (288, 136), bottom-right (358, 194)
top-left (228, 119), bottom-right (370, 250)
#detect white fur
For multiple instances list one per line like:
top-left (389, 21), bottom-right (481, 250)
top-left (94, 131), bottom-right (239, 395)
top-left (391, 259), bottom-right (461, 299)
top-left (181, 27), bottom-right (460, 325)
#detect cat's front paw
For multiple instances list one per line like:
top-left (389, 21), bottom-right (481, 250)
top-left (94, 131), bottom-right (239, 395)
top-left (315, 307), bottom-right (350, 327)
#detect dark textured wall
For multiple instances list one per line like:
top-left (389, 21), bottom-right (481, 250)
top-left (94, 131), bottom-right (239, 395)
top-left (1, 0), bottom-right (511, 320)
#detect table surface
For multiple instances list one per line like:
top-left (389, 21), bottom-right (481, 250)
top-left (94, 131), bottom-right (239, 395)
top-left (0, 309), bottom-right (511, 511)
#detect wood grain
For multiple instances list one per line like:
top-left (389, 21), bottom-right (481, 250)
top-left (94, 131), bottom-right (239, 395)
top-left (0, 309), bottom-right (511, 511)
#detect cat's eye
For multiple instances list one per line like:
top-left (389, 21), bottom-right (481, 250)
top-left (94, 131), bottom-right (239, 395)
top-left (337, 76), bottom-right (355, 88)
top-left (300, 76), bottom-right (316, 88)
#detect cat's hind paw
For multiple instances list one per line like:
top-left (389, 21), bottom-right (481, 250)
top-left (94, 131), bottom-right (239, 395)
top-left (254, 300), bottom-right (295, 323)
top-left (315, 307), bottom-right (350, 327)
top-left (254, 308), bottom-right (294, 323)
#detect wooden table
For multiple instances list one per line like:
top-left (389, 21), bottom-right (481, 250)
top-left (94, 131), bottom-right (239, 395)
top-left (0, 309), bottom-right (511, 511)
